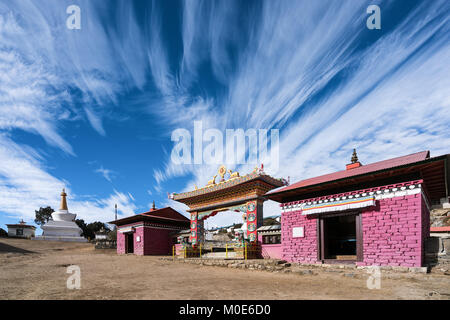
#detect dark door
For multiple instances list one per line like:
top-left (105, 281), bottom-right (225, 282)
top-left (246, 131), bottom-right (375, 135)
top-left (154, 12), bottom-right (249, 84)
top-left (126, 233), bottom-right (134, 254)
top-left (318, 211), bottom-right (362, 263)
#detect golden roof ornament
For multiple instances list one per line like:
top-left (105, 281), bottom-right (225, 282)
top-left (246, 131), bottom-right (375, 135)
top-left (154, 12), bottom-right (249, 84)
top-left (60, 188), bottom-right (68, 211)
top-left (351, 148), bottom-right (359, 164)
top-left (228, 169), bottom-right (240, 179)
top-left (206, 175), bottom-right (217, 186)
top-left (218, 165), bottom-right (227, 182)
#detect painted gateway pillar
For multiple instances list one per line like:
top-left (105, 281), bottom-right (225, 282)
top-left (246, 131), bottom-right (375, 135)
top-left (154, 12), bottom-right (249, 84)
top-left (189, 212), bottom-right (204, 245)
top-left (245, 200), bottom-right (263, 242)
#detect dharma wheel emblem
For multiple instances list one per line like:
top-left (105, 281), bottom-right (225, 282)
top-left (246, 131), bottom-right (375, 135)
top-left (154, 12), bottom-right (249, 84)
top-left (248, 223), bottom-right (256, 232)
top-left (247, 213), bottom-right (256, 222)
top-left (218, 165), bottom-right (227, 181)
top-left (247, 202), bottom-right (256, 212)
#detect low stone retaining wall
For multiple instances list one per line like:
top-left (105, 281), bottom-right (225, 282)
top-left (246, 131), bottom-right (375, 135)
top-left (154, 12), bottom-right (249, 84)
top-left (160, 257), bottom-right (433, 276)
top-left (94, 240), bottom-right (117, 249)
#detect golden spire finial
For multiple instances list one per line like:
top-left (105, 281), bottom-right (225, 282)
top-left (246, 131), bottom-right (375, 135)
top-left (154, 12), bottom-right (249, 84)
top-left (351, 148), bottom-right (359, 164)
top-left (60, 188), bottom-right (68, 211)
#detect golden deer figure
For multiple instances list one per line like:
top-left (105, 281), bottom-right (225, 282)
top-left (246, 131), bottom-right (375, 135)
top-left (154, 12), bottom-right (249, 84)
top-left (228, 169), bottom-right (240, 179)
top-left (207, 175), bottom-right (217, 186)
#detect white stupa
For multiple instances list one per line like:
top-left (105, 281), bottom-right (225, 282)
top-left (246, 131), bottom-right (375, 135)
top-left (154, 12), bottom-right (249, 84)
top-left (34, 189), bottom-right (87, 242)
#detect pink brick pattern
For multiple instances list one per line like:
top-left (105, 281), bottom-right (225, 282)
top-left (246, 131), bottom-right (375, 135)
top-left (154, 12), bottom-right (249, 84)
top-left (281, 187), bottom-right (429, 268)
top-left (116, 222), bottom-right (178, 255)
top-left (357, 194), bottom-right (426, 267)
top-left (117, 230), bottom-right (125, 254)
top-left (282, 210), bottom-right (317, 263)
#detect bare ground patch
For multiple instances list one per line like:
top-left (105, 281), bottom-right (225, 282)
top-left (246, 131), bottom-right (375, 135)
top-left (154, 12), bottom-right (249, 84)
top-left (0, 238), bottom-right (449, 300)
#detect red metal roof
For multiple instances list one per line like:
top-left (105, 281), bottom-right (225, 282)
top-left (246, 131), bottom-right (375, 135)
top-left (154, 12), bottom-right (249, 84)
top-left (268, 151), bottom-right (430, 195)
top-left (109, 207), bottom-right (189, 225)
top-left (140, 207), bottom-right (190, 222)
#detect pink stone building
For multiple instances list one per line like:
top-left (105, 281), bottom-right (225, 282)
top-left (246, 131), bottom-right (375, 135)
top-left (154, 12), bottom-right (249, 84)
top-left (110, 205), bottom-right (190, 255)
top-left (266, 150), bottom-right (449, 268)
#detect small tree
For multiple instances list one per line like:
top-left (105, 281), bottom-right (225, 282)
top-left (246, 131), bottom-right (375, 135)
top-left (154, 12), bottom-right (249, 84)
top-left (0, 228), bottom-right (7, 237)
top-left (34, 206), bottom-right (54, 226)
top-left (75, 219), bottom-right (110, 240)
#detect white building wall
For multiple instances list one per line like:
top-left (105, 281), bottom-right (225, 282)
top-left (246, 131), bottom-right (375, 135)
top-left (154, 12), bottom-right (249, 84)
top-left (7, 227), bottom-right (35, 238)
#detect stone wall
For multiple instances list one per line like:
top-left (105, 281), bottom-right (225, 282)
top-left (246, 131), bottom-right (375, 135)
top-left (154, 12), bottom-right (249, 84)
top-left (430, 208), bottom-right (450, 227)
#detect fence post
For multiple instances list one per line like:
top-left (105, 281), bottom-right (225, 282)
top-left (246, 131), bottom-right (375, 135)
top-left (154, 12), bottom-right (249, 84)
top-left (226, 244), bottom-right (228, 259)
top-left (245, 243), bottom-right (248, 260)
top-left (184, 246), bottom-right (186, 259)
top-left (172, 245), bottom-right (175, 261)
top-left (200, 243), bottom-right (202, 259)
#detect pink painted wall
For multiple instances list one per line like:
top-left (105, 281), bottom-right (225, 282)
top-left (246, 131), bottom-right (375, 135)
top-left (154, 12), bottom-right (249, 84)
top-left (281, 191), bottom-right (429, 267)
top-left (282, 210), bottom-right (318, 263)
top-left (134, 227), bottom-right (145, 255)
top-left (116, 223), bottom-right (178, 256)
top-left (257, 234), bottom-right (283, 259)
top-left (357, 194), bottom-right (427, 267)
top-left (261, 244), bottom-right (283, 259)
top-left (117, 231), bottom-right (125, 254)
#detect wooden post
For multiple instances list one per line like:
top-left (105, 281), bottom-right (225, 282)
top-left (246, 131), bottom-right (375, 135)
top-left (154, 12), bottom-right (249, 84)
top-left (200, 243), bottom-right (202, 259)
top-left (172, 245), bottom-right (175, 261)
top-left (184, 246), bottom-right (186, 259)
top-left (226, 244), bottom-right (228, 259)
top-left (245, 242), bottom-right (248, 260)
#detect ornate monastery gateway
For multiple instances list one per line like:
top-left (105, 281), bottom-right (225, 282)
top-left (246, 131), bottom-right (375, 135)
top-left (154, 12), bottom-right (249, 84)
top-left (171, 165), bottom-right (286, 245)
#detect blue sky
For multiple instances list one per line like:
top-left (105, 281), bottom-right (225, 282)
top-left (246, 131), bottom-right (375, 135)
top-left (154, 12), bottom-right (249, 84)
top-left (0, 0), bottom-right (449, 233)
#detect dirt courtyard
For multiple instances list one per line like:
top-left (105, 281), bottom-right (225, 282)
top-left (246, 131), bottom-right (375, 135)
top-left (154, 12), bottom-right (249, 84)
top-left (0, 238), bottom-right (449, 300)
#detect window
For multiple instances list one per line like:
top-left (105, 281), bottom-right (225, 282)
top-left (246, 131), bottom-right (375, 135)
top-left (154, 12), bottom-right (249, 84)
top-left (16, 229), bottom-right (23, 236)
top-left (262, 234), bottom-right (281, 244)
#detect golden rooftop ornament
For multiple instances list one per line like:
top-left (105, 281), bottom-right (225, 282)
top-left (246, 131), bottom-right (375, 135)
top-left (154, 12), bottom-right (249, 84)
top-left (60, 188), bottom-right (68, 211)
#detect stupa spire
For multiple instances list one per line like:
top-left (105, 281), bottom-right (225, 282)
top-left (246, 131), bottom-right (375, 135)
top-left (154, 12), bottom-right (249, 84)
top-left (60, 188), bottom-right (68, 211)
top-left (351, 148), bottom-right (359, 164)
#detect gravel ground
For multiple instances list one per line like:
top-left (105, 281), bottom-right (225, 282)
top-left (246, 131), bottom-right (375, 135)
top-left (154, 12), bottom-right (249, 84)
top-left (0, 238), bottom-right (449, 300)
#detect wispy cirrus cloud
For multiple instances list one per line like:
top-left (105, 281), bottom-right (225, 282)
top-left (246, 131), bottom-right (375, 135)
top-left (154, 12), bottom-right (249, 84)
top-left (0, 1), bottom-right (148, 222)
top-left (149, 0), bottom-right (450, 218)
top-left (95, 166), bottom-right (116, 183)
top-left (0, 134), bottom-right (136, 224)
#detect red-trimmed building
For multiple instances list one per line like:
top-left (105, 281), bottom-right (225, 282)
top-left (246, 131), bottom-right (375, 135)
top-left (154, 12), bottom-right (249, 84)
top-left (109, 204), bottom-right (190, 255)
top-left (266, 150), bottom-right (449, 268)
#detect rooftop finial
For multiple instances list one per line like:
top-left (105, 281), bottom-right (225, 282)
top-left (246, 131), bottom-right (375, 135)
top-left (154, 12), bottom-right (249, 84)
top-left (151, 200), bottom-right (156, 211)
top-left (351, 148), bottom-right (359, 164)
top-left (60, 188), bottom-right (68, 211)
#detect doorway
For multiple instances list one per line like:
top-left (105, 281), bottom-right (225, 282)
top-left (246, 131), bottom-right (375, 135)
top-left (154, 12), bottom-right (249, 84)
top-left (125, 233), bottom-right (134, 254)
top-left (319, 212), bottom-right (362, 262)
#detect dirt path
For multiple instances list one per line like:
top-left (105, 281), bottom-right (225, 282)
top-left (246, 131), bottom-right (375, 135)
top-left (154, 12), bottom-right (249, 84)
top-left (0, 238), bottom-right (449, 300)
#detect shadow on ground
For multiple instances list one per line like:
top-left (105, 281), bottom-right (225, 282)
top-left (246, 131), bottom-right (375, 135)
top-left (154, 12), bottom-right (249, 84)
top-left (0, 239), bottom-right (36, 254)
